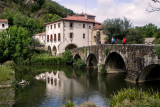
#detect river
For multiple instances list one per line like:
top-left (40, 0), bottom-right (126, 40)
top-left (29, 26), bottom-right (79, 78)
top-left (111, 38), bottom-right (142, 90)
top-left (13, 65), bottom-right (160, 107)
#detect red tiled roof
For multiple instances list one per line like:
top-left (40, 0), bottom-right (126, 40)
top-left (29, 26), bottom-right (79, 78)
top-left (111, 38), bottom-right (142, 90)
top-left (62, 15), bottom-right (101, 24)
top-left (0, 19), bottom-right (8, 23)
top-left (93, 25), bottom-right (103, 30)
top-left (45, 14), bottom-right (101, 25)
top-left (34, 32), bottom-right (45, 36)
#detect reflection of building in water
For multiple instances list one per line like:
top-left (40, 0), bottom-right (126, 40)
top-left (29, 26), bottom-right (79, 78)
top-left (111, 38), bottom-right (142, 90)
top-left (35, 71), bottom-right (86, 98)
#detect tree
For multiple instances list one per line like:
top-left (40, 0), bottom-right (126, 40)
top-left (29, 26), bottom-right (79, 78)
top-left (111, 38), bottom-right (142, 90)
top-left (7, 26), bottom-right (31, 62)
top-left (43, 14), bottom-right (61, 23)
top-left (0, 31), bottom-right (9, 63)
top-left (126, 28), bottom-right (144, 44)
top-left (103, 17), bottom-right (132, 43)
top-left (147, 0), bottom-right (160, 12)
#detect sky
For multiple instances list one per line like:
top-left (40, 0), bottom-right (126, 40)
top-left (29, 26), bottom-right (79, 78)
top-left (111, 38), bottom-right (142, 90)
top-left (53, 0), bottom-right (160, 27)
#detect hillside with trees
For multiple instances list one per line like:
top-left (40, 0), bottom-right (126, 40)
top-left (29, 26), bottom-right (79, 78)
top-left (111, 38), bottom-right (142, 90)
top-left (0, 0), bottom-right (74, 64)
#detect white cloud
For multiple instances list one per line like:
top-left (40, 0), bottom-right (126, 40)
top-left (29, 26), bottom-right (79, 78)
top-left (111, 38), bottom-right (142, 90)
top-left (62, 0), bottom-right (160, 27)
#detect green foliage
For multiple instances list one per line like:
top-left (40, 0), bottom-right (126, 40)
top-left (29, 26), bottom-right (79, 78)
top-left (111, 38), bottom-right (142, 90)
top-left (109, 88), bottom-right (160, 107)
top-left (64, 100), bottom-right (76, 107)
top-left (0, 65), bottom-right (14, 82)
top-left (0, 31), bottom-right (10, 63)
top-left (74, 59), bottom-right (86, 69)
top-left (126, 28), bottom-right (144, 44)
top-left (43, 14), bottom-right (61, 23)
top-left (63, 50), bottom-right (73, 64)
top-left (155, 46), bottom-right (160, 58)
top-left (3, 61), bottom-right (15, 69)
top-left (98, 64), bottom-right (106, 73)
top-left (82, 47), bottom-right (86, 53)
top-left (105, 48), bottom-right (110, 55)
top-left (103, 17), bottom-right (132, 43)
top-left (96, 31), bottom-right (100, 44)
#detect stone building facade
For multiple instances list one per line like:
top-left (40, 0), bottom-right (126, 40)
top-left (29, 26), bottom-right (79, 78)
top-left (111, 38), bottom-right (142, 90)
top-left (44, 13), bottom-right (101, 55)
top-left (91, 25), bottom-right (106, 45)
top-left (33, 32), bottom-right (46, 45)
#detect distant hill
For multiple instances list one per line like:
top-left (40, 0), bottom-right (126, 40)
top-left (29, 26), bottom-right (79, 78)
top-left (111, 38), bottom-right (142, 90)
top-left (0, 0), bottom-right (74, 18)
top-left (0, 0), bottom-right (74, 34)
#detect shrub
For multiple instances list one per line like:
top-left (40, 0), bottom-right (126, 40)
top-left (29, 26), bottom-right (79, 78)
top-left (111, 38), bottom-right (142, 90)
top-left (63, 50), bottom-right (73, 64)
top-left (3, 61), bottom-right (15, 69)
top-left (64, 100), bottom-right (76, 107)
top-left (109, 88), bottom-right (160, 107)
top-left (98, 64), bottom-right (106, 73)
top-left (155, 46), bottom-right (160, 58)
top-left (105, 48), bottom-right (110, 55)
top-left (0, 65), bottom-right (14, 82)
top-left (74, 59), bottom-right (86, 69)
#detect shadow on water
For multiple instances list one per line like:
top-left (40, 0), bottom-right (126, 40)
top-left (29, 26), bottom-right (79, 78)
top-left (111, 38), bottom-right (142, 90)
top-left (13, 66), bottom-right (160, 107)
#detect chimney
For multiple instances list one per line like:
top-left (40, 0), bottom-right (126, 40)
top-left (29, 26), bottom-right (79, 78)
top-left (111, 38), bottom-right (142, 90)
top-left (84, 14), bottom-right (88, 19)
top-left (67, 14), bottom-right (72, 17)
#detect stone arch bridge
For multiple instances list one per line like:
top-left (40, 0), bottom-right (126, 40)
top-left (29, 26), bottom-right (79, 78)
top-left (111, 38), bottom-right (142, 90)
top-left (70, 44), bottom-right (160, 83)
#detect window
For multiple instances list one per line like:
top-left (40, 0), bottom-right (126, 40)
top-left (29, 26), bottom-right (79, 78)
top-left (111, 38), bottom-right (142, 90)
top-left (51, 25), bottom-right (52, 29)
top-left (93, 23), bottom-right (95, 26)
top-left (54, 34), bottom-right (56, 41)
top-left (83, 24), bottom-right (85, 28)
top-left (83, 34), bottom-right (85, 39)
top-left (2, 24), bottom-right (5, 28)
top-left (50, 35), bottom-right (53, 42)
top-left (58, 33), bottom-right (61, 41)
top-left (70, 33), bottom-right (73, 38)
top-left (58, 23), bottom-right (60, 28)
top-left (70, 22), bottom-right (73, 28)
top-left (89, 26), bottom-right (91, 29)
top-left (54, 24), bottom-right (56, 29)
top-left (47, 35), bottom-right (49, 42)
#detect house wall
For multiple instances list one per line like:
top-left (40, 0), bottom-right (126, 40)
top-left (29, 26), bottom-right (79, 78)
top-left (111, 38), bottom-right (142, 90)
top-left (33, 34), bottom-right (46, 44)
top-left (91, 30), bottom-right (106, 45)
top-left (46, 20), bottom-right (96, 55)
top-left (0, 22), bottom-right (9, 31)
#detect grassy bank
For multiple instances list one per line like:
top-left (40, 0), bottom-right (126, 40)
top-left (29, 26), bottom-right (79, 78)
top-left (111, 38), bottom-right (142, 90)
top-left (109, 88), bottom-right (160, 107)
top-left (0, 65), bottom-right (14, 84)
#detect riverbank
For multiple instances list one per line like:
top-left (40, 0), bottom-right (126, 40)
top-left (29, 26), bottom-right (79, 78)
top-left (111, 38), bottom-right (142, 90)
top-left (109, 88), bottom-right (160, 107)
top-left (0, 63), bottom-right (15, 106)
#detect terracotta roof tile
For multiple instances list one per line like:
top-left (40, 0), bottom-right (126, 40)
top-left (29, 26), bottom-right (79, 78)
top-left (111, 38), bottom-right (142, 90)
top-left (0, 19), bottom-right (8, 23)
top-left (92, 25), bottom-right (103, 30)
top-left (62, 15), bottom-right (101, 24)
top-left (34, 32), bottom-right (46, 36)
top-left (45, 14), bottom-right (102, 25)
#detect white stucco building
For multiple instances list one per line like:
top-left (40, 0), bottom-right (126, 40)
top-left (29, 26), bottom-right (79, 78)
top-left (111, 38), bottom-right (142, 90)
top-left (45, 13), bottom-right (101, 55)
top-left (33, 32), bottom-right (46, 45)
top-left (0, 19), bottom-right (9, 31)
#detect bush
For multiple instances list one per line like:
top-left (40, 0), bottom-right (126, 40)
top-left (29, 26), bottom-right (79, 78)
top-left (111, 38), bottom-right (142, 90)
top-left (31, 57), bottom-right (65, 65)
top-left (0, 65), bottom-right (14, 82)
top-left (74, 59), bottom-right (86, 69)
top-left (155, 46), bottom-right (160, 58)
top-left (63, 50), bottom-right (73, 64)
top-left (98, 64), bottom-right (106, 73)
top-left (109, 88), bottom-right (160, 107)
top-left (64, 100), bottom-right (76, 107)
top-left (105, 48), bottom-right (110, 55)
top-left (3, 61), bottom-right (15, 69)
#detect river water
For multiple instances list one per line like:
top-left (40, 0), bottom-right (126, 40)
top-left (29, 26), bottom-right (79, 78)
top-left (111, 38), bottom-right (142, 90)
top-left (13, 66), bottom-right (160, 107)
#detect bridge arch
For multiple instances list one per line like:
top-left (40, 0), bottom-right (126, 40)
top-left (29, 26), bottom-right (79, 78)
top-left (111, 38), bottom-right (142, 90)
top-left (65, 44), bottom-right (78, 50)
top-left (73, 54), bottom-right (81, 61)
top-left (105, 52), bottom-right (126, 73)
top-left (86, 53), bottom-right (98, 68)
top-left (138, 64), bottom-right (160, 82)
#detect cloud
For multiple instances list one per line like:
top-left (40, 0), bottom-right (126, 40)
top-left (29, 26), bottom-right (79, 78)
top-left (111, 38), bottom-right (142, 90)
top-left (62, 0), bottom-right (160, 27)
